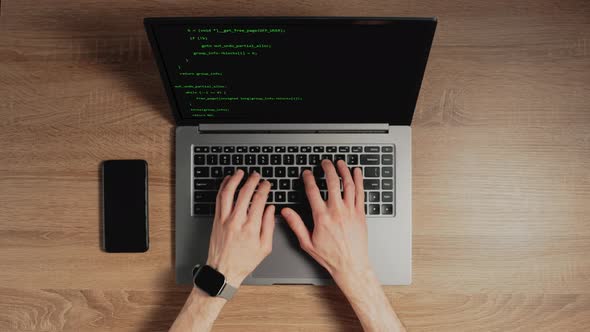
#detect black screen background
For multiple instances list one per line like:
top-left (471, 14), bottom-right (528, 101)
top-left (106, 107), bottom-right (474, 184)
top-left (149, 19), bottom-right (435, 124)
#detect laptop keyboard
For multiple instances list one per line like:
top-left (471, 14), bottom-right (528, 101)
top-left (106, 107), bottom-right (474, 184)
top-left (192, 145), bottom-right (395, 217)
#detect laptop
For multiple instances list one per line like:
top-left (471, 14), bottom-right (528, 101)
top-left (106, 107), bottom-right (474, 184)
top-left (144, 17), bottom-right (436, 285)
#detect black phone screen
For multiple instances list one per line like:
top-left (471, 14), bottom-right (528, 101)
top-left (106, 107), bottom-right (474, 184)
top-left (102, 160), bottom-right (149, 252)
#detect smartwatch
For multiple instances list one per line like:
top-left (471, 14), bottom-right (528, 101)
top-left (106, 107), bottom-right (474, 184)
top-left (192, 264), bottom-right (237, 300)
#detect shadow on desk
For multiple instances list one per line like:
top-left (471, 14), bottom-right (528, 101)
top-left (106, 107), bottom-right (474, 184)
top-left (137, 272), bottom-right (362, 331)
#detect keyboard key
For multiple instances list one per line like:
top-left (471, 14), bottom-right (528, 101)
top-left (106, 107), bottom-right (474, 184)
top-left (326, 146), bottom-right (337, 152)
top-left (369, 204), bottom-right (380, 215)
top-left (262, 167), bottom-right (273, 177)
top-left (245, 155), bottom-right (256, 165)
top-left (206, 154), bottom-right (218, 165)
top-left (338, 146), bottom-right (350, 152)
top-left (237, 166), bottom-right (248, 174)
top-left (211, 167), bottom-right (222, 177)
top-left (249, 146), bottom-right (260, 153)
top-left (267, 192), bottom-right (273, 202)
top-left (275, 146), bottom-right (286, 152)
top-left (300, 166), bottom-right (312, 174)
top-left (300, 146), bottom-right (312, 152)
top-left (279, 179), bottom-right (290, 190)
top-left (288, 167), bottom-right (299, 177)
top-left (321, 154), bottom-right (332, 161)
top-left (360, 154), bottom-right (380, 165)
top-left (352, 146), bottom-right (363, 152)
top-left (347, 154), bottom-right (358, 165)
top-left (382, 179), bottom-right (393, 190)
top-left (364, 146), bottom-right (380, 152)
top-left (275, 167), bottom-right (286, 177)
top-left (194, 146), bottom-right (209, 153)
top-left (334, 154), bottom-right (346, 162)
top-left (223, 146), bottom-right (235, 153)
top-left (313, 146), bottom-right (324, 153)
top-left (317, 179), bottom-right (327, 190)
top-left (269, 179), bottom-right (277, 189)
top-left (382, 146), bottom-right (393, 153)
top-left (211, 146), bottom-right (222, 152)
top-left (309, 154), bottom-right (320, 165)
top-left (364, 167), bottom-right (379, 177)
top-left (271, 154), bottom-right (281, 165)
top-left (382, 154), bottom-right (393, 165)
top-left (223, 167), bottom-right (234, 176)
top-left (382, 192), bottom-right (393, 202)
top-left (283, 155), bottom-right (294, 165)
top-left (382, 167), bottom-right (393, 177)
top-left (257, 155), bottom-right (269, 165)
top-left (288, 146), bottom-right (299, 153)
top-left (292, 179), bottom-right (303, 190)
top-left (249, 166), bottom-right (260, 174)
top-left (382, 204), bottom-right (393, 215)
top-left (363, 179), bottom-right (380, 190)
top-left (193, 154), bottom-right (205, 165)
top-left (237, 146), bottom-right (247, 152)
top-left (194, 191), bottom-right (216, 202)
top-left (262, 146), bottom-right (273, 152)
top-left (313, 166), bottom-right (324, 177)
top-left (368, 192), bottom-right (380, 202)
top-left (194, 179), bottom-right (218, 190)
top-left (193, 167), bottom-right (209, 177)
top-left (194, 204), bottom-right (211, 215)
top-left (232, 154), bottom-right (244, 165)
top-left (275, 191), bottom-right (286, 202)
top-left (296, 155), bottom-right (307, 165)
top-left (288, 191), bottom-right (300, 202)
top-left (219, 155), bottom-right (230, 165)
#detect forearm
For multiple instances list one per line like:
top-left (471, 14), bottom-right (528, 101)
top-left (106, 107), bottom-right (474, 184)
top-left (170, 288), bottom-right (227, 332)
top-left (334, 270), bottom-right (405, 332)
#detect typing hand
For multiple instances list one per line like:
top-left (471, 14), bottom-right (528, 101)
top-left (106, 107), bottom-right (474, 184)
top-left (281, 160), bottom-right (372, 285)
top-left (207, 170), bottom-right (275, 286)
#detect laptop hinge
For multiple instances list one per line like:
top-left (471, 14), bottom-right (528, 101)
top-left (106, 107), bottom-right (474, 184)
top-left (197, 123), bottom-right (390, 134)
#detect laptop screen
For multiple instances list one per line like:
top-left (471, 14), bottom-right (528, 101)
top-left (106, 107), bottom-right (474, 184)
top-left (145, 18), bottom-right (436, 125)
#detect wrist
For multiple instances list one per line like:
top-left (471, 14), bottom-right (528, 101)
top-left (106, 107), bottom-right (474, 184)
top-left (332, 266), bottom-right (379, 297)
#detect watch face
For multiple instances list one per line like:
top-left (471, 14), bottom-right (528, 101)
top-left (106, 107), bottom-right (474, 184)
top-left (194, 265), bottom-right (225, 296)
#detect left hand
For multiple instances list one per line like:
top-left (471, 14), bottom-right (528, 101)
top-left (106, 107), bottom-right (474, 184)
top-left (206, 170), bottom-right (275, 287)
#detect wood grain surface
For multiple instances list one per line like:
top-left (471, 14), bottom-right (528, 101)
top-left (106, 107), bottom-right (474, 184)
top-left (1, 0), bottom-right (589, 331)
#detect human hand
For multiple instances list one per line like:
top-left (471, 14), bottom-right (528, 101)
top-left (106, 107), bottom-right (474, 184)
top-left (281, 159), bottom-right (372, 286)
top-left (206, 170), bottom-right (275, 287)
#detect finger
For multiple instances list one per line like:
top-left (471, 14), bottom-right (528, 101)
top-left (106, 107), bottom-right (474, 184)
top-left (281, 208), bottom-right (313, 252)
top-left (233, 171), bottom-right (261, 221)
top-left (260, 205), bottom-right (276, 251)
top-left (322, 159), bottom-right (342, 205)
top-left (336, 160), bottom-right (355, 205)
top-left (302, 170), bottom-right (326, 212)
top-left (247, 180), bottom-right (272, 226)
top-left (214, 175), bottom-right (230, 220)
top-left (353, 167), bottom-right (365, 212)
top-left (219, 169), bottom-right (245, 219)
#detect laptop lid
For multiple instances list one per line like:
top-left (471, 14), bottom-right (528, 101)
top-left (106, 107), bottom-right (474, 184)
top-left (144, 17), bottom-right (436, 126)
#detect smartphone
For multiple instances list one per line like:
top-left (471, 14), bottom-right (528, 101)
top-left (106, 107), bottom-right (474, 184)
top-left (101, 160), bottom-right (149, 252)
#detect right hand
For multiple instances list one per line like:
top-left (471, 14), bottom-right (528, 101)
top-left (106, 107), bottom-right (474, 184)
top-left (281, 159), bottom-right (372, 284)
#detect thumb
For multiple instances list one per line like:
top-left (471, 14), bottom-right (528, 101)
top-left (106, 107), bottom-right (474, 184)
top-left (260, 205), bottom-right (276, 251)
top-left (281, 207), bottom-right (313, 251)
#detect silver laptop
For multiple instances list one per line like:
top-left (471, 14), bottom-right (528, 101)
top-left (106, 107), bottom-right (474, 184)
top-left (144, 17), bottom-right (436, 285)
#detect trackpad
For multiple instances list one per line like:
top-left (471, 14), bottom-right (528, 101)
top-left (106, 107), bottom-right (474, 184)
top-left (253, 221), bottom-right (329, 280)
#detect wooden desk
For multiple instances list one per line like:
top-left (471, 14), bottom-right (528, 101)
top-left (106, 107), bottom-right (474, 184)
top-left (1, 0), bottom-right (589, 331)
